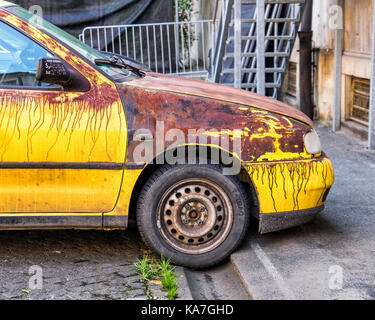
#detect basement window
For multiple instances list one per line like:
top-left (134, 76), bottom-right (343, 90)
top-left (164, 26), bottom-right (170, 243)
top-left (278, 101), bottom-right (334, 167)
top-left (286, 62), bottom-right (297, 97)
top-left (350, 77), bottom-right (370, 126)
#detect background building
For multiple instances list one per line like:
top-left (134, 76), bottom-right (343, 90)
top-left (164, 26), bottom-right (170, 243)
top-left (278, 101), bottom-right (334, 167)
top-left (281, 0), bottom-right (372, 141)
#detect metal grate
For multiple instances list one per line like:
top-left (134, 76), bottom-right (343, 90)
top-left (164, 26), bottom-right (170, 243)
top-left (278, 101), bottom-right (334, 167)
top-left (350, 77), bottom-right (370, 126)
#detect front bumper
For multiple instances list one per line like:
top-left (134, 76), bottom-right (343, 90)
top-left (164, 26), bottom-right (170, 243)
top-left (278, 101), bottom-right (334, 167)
top-left (244, 153), bottom-right (334, 233)
top-left (259, 205), bottom-right (325, 234)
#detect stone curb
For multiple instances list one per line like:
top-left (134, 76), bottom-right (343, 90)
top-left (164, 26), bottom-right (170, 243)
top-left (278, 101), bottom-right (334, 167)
top-left (175, 267), bottom-right (193, 300)
top-left (230, 249), bottom-right (284, 300)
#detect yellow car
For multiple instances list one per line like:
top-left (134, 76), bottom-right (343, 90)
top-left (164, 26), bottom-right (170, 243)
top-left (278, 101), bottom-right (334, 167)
top-left (0, 1), bottom-right (334, 268)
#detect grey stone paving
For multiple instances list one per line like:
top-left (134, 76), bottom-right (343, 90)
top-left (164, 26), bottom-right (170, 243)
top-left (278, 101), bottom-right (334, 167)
top-left (0, 228), bottom-right (166, 300)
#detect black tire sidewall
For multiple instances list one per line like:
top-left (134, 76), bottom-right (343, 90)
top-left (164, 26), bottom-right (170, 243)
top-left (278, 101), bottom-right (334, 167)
top-left (137, 164), bottom-right (250, 269)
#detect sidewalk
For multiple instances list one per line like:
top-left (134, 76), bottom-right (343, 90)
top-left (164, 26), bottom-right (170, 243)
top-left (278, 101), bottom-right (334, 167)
top-left (231, 123), bottom-right (375, 300)
top-left (0, 229), bottom-right (165, 300)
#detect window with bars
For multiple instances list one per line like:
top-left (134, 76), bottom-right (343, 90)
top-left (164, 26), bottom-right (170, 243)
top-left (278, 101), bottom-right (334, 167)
top-left (350, 77), bottom-right (370, 126)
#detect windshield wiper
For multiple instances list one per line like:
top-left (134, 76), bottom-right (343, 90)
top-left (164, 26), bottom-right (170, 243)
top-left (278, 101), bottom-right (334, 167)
top-left (95, 56), bottom-right (143, 76)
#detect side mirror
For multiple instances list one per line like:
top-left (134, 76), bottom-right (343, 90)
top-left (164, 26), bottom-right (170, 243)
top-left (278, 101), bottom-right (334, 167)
top-left (36, 58), bottom-right (71, 86)
top-left (36, 58), bottom-right (90, 91)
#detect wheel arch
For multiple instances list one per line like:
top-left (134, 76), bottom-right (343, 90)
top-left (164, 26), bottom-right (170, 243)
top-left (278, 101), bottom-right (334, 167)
top-left (127, 145), bottom-right (260, 222)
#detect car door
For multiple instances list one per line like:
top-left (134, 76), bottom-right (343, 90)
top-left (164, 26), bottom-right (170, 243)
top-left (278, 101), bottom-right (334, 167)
top-left (0, 20), bottom-right (127, 214)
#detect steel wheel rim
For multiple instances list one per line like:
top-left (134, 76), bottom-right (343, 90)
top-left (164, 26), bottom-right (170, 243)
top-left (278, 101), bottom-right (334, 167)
top-left (156, 178), bottom-right (234, 255)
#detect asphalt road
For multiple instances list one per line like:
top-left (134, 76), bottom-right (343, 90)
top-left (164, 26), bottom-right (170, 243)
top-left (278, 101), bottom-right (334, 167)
top-left (187, 123), bottom-right (375, 300)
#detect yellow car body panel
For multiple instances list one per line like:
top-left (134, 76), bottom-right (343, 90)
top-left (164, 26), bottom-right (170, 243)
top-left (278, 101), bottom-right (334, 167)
top-left (245, 156), bottom-right (334, 214)
top-left (105, 168), bottom-right (143, 217)
top-left (0, 8), bottom-right (127, 214)
top-left (0, 169), bottom-right (124, 213)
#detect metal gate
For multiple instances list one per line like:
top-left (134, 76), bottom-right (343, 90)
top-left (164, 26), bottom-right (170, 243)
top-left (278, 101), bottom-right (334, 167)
top-left (80, 20), bottom-right (218, 77)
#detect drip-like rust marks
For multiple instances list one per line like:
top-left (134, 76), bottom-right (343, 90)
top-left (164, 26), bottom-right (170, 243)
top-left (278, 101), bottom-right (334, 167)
top-left (0, 9), bottom-right (126, 164)
top-left (245, 155), bottom-right (335, 213)
top-left (0, 84), bottom-right (124, 163)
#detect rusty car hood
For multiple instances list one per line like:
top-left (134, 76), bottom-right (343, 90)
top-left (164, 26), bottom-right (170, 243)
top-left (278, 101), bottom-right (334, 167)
top-left (123, 72), bottom-right (313, 127)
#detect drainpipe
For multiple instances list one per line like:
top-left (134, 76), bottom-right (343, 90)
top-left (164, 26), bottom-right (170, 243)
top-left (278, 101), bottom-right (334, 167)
top-left (369, 0), bottom-right (375, 149)
top-left (298, 0), bottom-right (313, 120)
top-left (333, 0), bottom-right (344, 132)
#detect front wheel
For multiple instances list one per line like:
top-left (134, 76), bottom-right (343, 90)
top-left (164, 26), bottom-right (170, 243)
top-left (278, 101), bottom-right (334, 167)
top-left (136, 164), bottom-right (251, 269)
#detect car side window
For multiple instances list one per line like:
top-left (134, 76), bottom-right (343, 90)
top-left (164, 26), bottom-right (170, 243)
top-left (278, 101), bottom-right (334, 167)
top-left (0, 20), bottom-right (54, 87)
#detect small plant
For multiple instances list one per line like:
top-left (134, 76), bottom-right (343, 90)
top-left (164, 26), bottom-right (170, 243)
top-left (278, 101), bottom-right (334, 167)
top-left (175, 0), bottom-right (193, 22)
top-left (158, 256), bottom-right (179, 300)
top-left (167, 285), bottom-right (178, 300)
top-left (22, 289), bottom-right (31, 294)
top-left (161, 270), bottom-right (175, 288)
top-left (133, 255), bottom-right (179, 300)
top-left (133, 255), bottom-right (158, 281)
top-left (159, 255), bottom-right (172, 273)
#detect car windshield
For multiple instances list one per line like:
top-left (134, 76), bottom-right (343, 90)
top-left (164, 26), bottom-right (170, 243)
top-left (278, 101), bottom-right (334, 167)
top-left (6, 5), bottom-right (137, 82)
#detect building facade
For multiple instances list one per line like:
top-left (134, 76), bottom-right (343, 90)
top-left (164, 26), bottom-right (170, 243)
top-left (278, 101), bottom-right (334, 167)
top-left (196, 0), bottom-right (372, 139)
top-left (281, 0), bottom-right (372, 140)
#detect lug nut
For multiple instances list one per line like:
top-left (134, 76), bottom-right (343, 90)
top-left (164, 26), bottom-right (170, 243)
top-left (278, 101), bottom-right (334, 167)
top-left (200, 207), bottom-right (206, 212)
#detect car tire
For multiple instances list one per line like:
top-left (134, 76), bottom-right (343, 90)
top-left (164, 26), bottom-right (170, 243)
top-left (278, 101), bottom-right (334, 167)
top-left (136, 164), bottom-right (251, 269)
